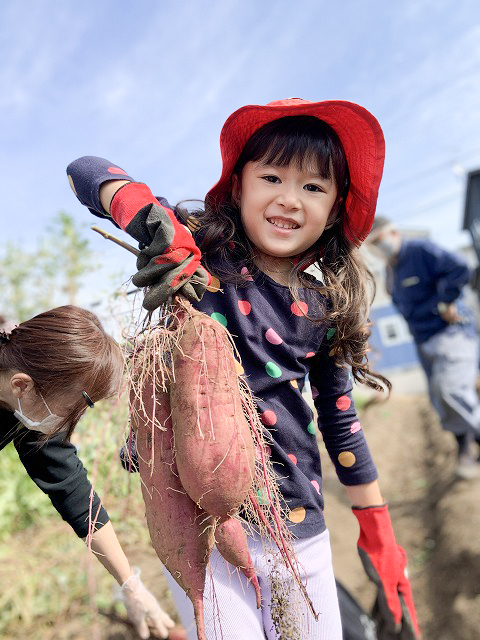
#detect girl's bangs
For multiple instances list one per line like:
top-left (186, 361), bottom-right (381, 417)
top-left (254, 134), bottom-right (334, 180)
top-left (233, 116), bottom-right (349, 190)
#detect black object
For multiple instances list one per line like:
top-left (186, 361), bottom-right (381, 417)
top-left (336, 580), bottom-right (377, 640)
top-left (463, 168), bottom-right (480, 262)
top-left (119, 432), bottom-right (139, 473)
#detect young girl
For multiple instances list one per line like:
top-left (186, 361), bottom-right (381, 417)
top-left (0, 306), bottom-right (176, 639)
top-left (67, 99), bottom-right (421, 640)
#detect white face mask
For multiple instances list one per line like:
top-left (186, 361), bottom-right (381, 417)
top-left (14, 394), bottom-right (64, 434)
top-left (370, 231), bottom-right (401, 260)
top-left (376, 238), bottom-right (399, 258)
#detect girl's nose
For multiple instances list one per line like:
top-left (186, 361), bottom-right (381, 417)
top-left (275, 185), bottom-right (301, 209)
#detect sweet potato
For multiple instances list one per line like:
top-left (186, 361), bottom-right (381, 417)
top-left (170, 313), bottom-right (256, 517)
top-left (215, 516), bottom-right (262, 608)
top-left (132, 378), bottom-right (214, 640)
top-left (129, 306), bottom-right (315, 636)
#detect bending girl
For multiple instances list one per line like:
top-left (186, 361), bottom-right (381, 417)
top-left (0, 305), bottom-right (175, 639)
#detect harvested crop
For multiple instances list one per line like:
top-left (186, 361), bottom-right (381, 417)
top-left (132, 377), bottom-right (214, 640)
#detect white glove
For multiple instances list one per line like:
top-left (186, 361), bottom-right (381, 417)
top-left (121, 569), bottom-right (175, 639)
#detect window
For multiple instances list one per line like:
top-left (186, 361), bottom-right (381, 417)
top-left (377, 315), bottom-right (413, 347)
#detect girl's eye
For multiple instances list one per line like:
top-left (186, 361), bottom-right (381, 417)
top-left (262, 175), bottom-right (281, 184)
top-left (304, 183), bottom-right (323, 193)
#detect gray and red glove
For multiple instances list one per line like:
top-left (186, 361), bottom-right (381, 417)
top-left (67, 156), bottom-right (210, 309)
top-left (111, 181), bottom-right (210, 309)
top-left (352, 504), bottom-right (421, 639)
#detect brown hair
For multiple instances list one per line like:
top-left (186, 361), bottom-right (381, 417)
top-left (183, 116), bottom-right (389, 391)
top-left (0, 306), bottom-right (124, 439)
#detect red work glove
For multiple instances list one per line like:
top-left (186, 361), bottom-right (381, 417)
top-left (110, 182), bottom-right (210, 309)
top-left (352, 504), bottom-right (421, 639)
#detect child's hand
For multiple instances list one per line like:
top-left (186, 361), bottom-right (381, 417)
top-left (133, 239), bottom-right (211, 309)
top-left (352, 504), bottom-right (421, 639)
top-left (67, 157), bottom-right (210, 308)
top-left (125, 197), bottom-right (210, 309)
top-left (105, 180), bottom-right (211, 308)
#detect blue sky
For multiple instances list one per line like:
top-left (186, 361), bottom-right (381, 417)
top-left (2, 0), bottom-right (480, 310)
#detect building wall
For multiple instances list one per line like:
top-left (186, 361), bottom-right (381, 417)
top-left (368, 303), bottom-right (419, 371)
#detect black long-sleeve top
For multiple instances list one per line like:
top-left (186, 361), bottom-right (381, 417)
top-left (1, 408), bottom-right (109, 537)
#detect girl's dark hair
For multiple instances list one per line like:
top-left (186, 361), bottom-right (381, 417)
top-left (0, 306), bottom-right (124, 439)
top-left (185, 116), bottom-right (389, 391)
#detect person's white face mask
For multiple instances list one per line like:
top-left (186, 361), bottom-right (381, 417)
top-left (370, 231), bottom-right (401, 260)
top-left (374, 238), bottom-right (398, 259)
top-left (14, 394), bottom-right (64, 434)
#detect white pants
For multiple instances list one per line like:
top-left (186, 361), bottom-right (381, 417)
top-left (164, 529), bottom-right (342, 640)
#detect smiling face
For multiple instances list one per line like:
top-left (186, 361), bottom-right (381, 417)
top-left (233, 160), bottom-right (338, 267)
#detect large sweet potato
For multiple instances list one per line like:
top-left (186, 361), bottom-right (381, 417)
top-left (133, 378), bottom-right (214, 640)
top-left (170, 313), bottom-right (256, 517)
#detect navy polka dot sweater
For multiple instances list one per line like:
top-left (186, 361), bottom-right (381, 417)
top-left (194, 261), bottom-right (378, 538)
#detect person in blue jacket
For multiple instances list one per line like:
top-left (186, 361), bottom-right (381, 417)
top-left (367, 216), bottom-right (480, 479)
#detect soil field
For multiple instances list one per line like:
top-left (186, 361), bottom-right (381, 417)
top-left (2, 393), bottom-right (479, 639)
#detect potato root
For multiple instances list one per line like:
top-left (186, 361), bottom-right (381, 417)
top-left (215, 516), bottom-right (262, 608)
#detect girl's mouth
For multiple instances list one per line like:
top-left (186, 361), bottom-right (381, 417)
top-left (267, 217), bottom-right (300, 230)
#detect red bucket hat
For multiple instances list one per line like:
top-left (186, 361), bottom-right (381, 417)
top-left (206, 98), bottom-right (385, 246)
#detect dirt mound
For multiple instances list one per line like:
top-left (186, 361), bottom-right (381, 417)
top-left (323, 393), bottom-right (480, 640)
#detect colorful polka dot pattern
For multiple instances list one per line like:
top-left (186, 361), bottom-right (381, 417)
top-left (288, 506), bottom-right (307, 523)
top-left (68, 174), bottom-right (77, 196)
top-left (265, 327), bottom-right (283, 344)
top-left (336, 395), bottom-right (351, 411)
top-left (350, 421), bottom-right (362, 434)
top-left (211, 311), bottom-right (227, 327)
top-left (108, 166), bottom-right (128, 175)
top-left (234, 360), bottom-right (244, 376)
top-left (256, 487), bottom-right (270, 505)
top-left (291, 301), bottom-right (308, 316)
top-left (326, 327), bottom-right (336, 340)
top-left (338, 451), bottom-right (356, 467)
top-left (265, 361), bottom-right (282, 378)
top-left (207, 275), bottom-right (221, 292)
top-left (261, 410), bottom-right (277, 426)
top-left (238, 300), bottom-right (251, 315)
top-left (240, 266), bottom-right (253, 281)
top-left (190, 259), bottom-right (374, 536)
top-left (311, 480), bottom-right (321, 494)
